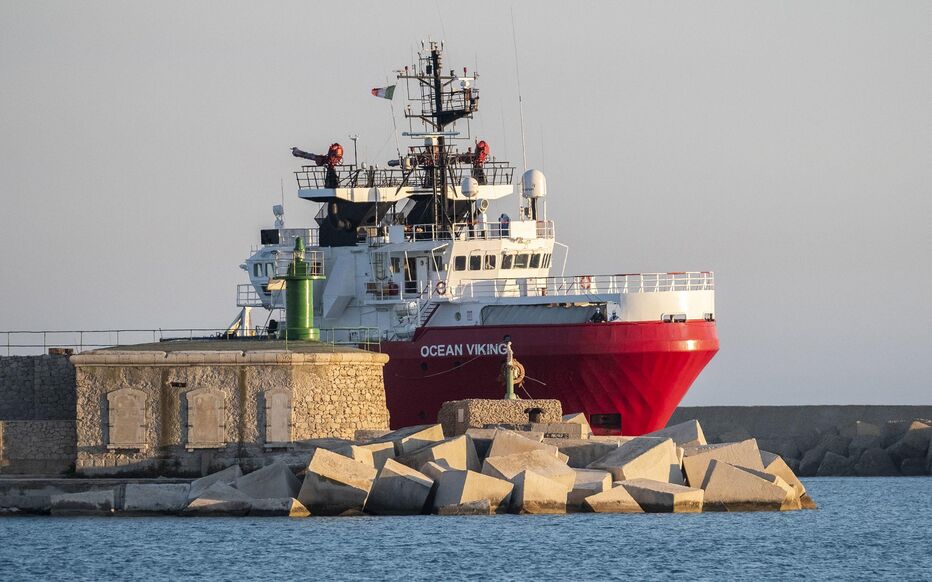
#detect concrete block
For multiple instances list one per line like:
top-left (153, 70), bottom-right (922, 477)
top-left (701, 460), bottom-right (797, 511)
top-left (235, 461), bottom-right (301, 499)
top-left (248, 498), bottom-right (310, 517)
top-left (50, 489), bottom-right (115, 515)
top-left (481, 449), bottom-right (576, 490)
top-left (297, 448), bottom-right (377, 516)
top-left (852, 447), bottom-right (899, 476)
top-left (420, 459), bottom-right (453, 482)
top-left (817, 452), bottom-right (854, 476)
top-left (188, 465), bottom-right (242, 501)
top-left (839, 420), bottom-right (881, 438)
top-left (183, 482), bottom-right (252, 516)
top-left (754, 438), bottom-right (801, 461)
top-left (619, 478), bottom-right (704, 513)
top-left (372, 424), bottom-right (445, 456)
top-left (123, 484), bottom-right (190, 513)
top-left (465, 428), bottom-right (498, 459)
top-left (432, 470), bottom-right (513, 514)
top-left (760, 451), bottom-right (806, 498)
top-left (348, 442), bottom-right (396, 471)
top-left (886, 421), bottom-right (932, 463)
top-left (587, 437), bottom-right (682, 484)
top-left (528, 422), bottom-right (584, 439)
top-left (544, 438), bottom-right (618, 468)
top-left (682, 439), bottom-right (764, 487)
top-left (799, 435), bottom-right (851, 476)
top-left (583, 484), bottom-right (643, 513)
top-left (510, 470), bottom-right (569, 514)
top-left (486, 429), bottom-right (560, 460)
top-left (562, 413), bottom-right (593, 438)
top-left (397, 435), bottom-right (480, 472)
top-left (365, 459), bottom-right (433, 515)
top-left (644, 419), bottom-right (707, 448)
top-left (848, 434), bottom-right (882, 459)
top-left (568, 469), bottom-right (613, 512)
top-left (900, 458), bottom-right (927, 476)
top-left (436, 498), bottom-right (492, 515)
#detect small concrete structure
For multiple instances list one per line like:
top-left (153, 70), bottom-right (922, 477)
top-left (760, 451), bottom-right (807, 498)
top-left (509, 470), bottom-right (569, 514)
top-left (247, 497), bottom-right (310, 517)
top-left (682, 439), bottom-right (765, 487)
top-left (438, 399), bottom-right (563, 436)
top-left (298, 448), bottom-right (377, 516)
top-left (587, 437), bottom-right (682, 484)
top-left (432, 470), bottom-right (513, 514)
top-left (234, 461), bottom-right (300, 499)
top-left (124, 483), bottom-right (190, 513)
top-left (701, 460), bottom-right (797, 511)
top-left (337, 442), bottom-right (396, 471)
top-left (619, 479), bottom-right (704, 513)
top-left (365, 459), bottom-right (433, 515)
top-left (583, 484), bottom-right (643, 513)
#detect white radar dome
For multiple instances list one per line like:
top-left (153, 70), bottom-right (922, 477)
top-left (461, 176), bottom-right (479, 198)
top-left (521, 169), bottom-right (547, 198)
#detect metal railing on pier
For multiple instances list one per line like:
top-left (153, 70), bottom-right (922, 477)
top-left (0, 327), bottom-right (381, 356)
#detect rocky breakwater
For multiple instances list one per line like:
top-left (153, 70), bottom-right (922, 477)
top-left (10, 417), bottom-right (817, 516)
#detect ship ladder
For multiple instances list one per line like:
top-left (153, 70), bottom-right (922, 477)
top-left (419, 301), bottom-right (441, 327)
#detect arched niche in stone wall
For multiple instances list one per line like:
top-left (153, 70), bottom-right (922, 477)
top-left (185, 388), bottom-right (226, 450)
top-left (106, 387), bottom-right (147, 450)
top-left (264, 388), bottom-right (293, 446)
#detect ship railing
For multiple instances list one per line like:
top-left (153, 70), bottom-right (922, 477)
top-left (0, 326), bottom-right (381, 356)
top-left (453, 272), bottom-right (715, 300)
top-left (236, 284), bottom-right (277, 308)
top-left (295, 162), bottom-right (514, 190)
top-left (272, 250), bottom-right (325, 278)
top-left (389, 220), bottom-right (554, 243)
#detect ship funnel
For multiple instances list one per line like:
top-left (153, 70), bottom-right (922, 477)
top-left (522, 169), bottom-right (547, 198)
top-left (461, 176), bottom-right (479, 198)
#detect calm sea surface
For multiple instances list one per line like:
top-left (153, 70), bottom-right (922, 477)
top-left (0, 477), bottom-right (929, 581)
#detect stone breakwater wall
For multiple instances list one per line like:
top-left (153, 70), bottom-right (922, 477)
top-left (437, 399), bottom-right (563, 437)
top-left (72, 349), bottom-right (390, 477)
top-left (0, 355), bottom-right (75, 420)
top-left (671, 406), bottom-right (932, 476)
top-left (0, 421), bottom-right (76, 474)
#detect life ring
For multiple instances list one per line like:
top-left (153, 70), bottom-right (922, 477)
top-left (498, 359), bottom-right (526, 386)
top-left (579, 275), bottom-right (592, 291)
top-left (435, 281), bottom-right (447, 295)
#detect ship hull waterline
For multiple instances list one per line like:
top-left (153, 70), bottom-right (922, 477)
top-left (378, 320), bottom-right (718, 435)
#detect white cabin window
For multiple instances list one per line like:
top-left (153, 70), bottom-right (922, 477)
top-left (265, 263), bottom-right (274, 277)
top-left (515, 253), bottom-right (530, 269)
top-left (253, 264), bottom-right (261, 277)
top-left (530, 253), bottom-right (541, 268)
top-left (543, 253), bottom-right (552, 268)
top-left (484, 254), bottom-right (497, 270)
top-left (502, 254), bottom-right (514, 270)
top-left (454, 256), bottom-right (467, 271)
top-left (469, 254), bottom-right (482, 271)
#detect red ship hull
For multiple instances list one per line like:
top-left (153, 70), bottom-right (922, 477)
top-left (379, 320), bottom-right (718, 435)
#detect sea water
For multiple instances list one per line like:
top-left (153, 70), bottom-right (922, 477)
top-left (0, 477), bottom-right (929, 581)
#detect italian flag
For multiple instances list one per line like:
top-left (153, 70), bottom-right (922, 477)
top-left (371, 85), bottom-right (396, 100)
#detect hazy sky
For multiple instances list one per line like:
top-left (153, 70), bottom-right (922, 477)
top-left (1, 1), bottom-right (930, 405)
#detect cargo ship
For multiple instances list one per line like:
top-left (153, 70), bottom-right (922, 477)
top-left (233, 41), bottom-right (718, 434)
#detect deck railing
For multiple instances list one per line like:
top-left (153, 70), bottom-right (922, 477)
top-left (454, 272), bottom-right (715, 300)
top-left (0, 327), bottom-right (381, 356)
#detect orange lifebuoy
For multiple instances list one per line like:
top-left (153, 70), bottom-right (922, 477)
top-left (580, 275), bottom-right (592, 291)
top-left (435, 281), bottom-right (447, 295)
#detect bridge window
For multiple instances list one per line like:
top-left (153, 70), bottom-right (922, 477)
top-left (469, 254), bottom-right (482, 270)
top-left (543, 253), bottom-right (552, 268)
top-left (484, 254), bottom-right (496, 270)
top-left (454, 256), bottom-right (467, 271)
top-left (266, 263), bottom-right (275, 277)
top-left (252, 263), bottom-right (261, 277)
top-left (530, 253), bottom-right (541, 268)
top-left (515, 253), bottom-right (530, 269)
top-left (502, 253), bottom-right (514, 270)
